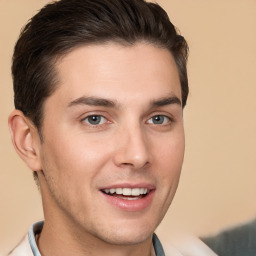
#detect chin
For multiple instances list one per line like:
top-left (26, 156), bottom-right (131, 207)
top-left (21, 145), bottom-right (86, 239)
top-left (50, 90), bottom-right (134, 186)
top-left (93, 219), bottom-right (157, 246)
top-left (102, 229), bottom-right (153, 246)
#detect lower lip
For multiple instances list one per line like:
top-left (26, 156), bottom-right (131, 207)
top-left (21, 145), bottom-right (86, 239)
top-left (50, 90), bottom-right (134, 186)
top-left (100, 190), bottom-right (155, 212)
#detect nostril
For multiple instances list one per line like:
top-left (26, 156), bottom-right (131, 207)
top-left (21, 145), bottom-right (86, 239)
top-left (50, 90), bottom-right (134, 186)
top-left (122, 162), bottom-right (132, 166)
top-left (119, 161), bottom-right (150, 169)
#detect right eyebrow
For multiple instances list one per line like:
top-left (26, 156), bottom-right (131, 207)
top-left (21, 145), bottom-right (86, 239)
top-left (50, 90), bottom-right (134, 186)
top-left (150, 96), bottom-right (182, 108)
top-left (68, 96), bottom-right (117, 108)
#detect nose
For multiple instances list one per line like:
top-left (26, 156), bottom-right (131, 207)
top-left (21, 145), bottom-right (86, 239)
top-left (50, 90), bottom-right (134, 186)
top-left (113, 125), bottom-right (151, 170)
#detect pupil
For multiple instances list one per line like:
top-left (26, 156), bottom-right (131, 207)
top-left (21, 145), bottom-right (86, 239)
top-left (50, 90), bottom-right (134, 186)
top-left (89, 116), bottom-right (100, 124)
top-left (153, 116), bottom-right (163, 124)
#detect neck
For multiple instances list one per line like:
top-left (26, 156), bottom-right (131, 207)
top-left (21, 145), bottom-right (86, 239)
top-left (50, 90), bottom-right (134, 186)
top-left (38, 219), bottom-right (153, 256)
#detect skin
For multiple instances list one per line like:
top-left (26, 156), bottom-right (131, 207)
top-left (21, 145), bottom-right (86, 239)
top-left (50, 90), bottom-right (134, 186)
top-left (9, 42), bottom-right (185, 256)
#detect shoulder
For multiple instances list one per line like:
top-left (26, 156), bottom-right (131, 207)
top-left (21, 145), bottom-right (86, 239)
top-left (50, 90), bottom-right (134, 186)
top-left (159, 233), bottom-right (218, 256)
top-left (7, 235), bottom-right (34, 256)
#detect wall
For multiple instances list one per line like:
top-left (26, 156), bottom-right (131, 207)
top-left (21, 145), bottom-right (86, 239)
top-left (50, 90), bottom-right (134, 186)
top-left (1, 0), bottom-right (256, 254)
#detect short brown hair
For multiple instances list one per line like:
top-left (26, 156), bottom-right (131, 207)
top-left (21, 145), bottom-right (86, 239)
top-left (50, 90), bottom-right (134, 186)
top-left (12, 0), bottom-right (189, 131)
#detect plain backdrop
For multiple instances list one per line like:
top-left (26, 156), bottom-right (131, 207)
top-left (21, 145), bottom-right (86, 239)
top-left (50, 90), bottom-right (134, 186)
top-left (1, 0), bottom-right (256, 254)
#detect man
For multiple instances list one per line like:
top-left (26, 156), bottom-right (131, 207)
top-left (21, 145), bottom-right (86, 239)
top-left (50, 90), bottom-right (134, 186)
top-left (7, 0), bottom-right (216, 255)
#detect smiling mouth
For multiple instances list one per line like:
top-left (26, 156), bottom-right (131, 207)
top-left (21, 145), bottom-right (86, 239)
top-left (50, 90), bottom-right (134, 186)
top-left (101, 188), bottom-right (149, 200)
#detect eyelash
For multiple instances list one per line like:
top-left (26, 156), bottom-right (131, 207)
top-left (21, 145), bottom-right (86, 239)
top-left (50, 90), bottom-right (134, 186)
top-left (81, 115), bottom-right (109, 127)
top-left (146, 115), bottom-right (172, 125)
top-left (81, 113), bottom-right (173, 128)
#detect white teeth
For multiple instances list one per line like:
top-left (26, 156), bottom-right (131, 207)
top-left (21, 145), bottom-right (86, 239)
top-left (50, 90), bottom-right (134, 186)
top-left (116, 188), bottom-right (122, 194)
top-left (122, 188), bottom-right (131, 195)
top-left (102, 188), bottom-right (149, 196)
top-left (110, 188), bottom-right (115, 194)
top-left (131, 188), bottom-right (140, 196)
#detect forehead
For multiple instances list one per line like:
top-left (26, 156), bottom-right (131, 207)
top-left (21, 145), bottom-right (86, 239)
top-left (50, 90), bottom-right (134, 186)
top-left (51, 42), bottom-right (181, 105)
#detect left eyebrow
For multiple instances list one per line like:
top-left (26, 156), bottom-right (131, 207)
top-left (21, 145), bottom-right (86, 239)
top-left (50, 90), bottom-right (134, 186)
top-left (150, 96), bottom-right (182, 107)
top-left (68, 96), bottom-right (117, 108)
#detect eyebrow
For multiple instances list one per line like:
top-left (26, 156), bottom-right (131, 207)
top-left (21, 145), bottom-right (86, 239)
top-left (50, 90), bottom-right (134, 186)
top-left (68, 96), bottom-right (117, 108)
top-left (150, 96), bottom-right (182, 107)
top-left (68, 95), bottom-right (181, 109)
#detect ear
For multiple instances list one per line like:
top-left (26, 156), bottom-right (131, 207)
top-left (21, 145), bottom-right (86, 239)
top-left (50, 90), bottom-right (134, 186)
top-left (8, 110), bottom-right (42, 172)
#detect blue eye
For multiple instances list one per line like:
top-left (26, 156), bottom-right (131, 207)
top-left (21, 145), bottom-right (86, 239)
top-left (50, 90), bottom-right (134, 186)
top-left (148, 115), bottom-right (170, 125)
top-left (83, 115), bottom-right (107, 125)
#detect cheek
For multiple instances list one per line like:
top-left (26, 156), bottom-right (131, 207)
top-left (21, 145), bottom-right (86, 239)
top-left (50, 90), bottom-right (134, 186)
top-left (40, 134), bottom-right (113, 184)
top-left (153, 132), bottom-right (185, 177)
top-left (39, 135), bottom-right (113, 213)
top-left (150, 134), bottom-right (184, 218)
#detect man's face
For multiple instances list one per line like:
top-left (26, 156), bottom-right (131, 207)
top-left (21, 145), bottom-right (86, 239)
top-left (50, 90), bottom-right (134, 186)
top-left (38, 42), bottom-right (185, 245)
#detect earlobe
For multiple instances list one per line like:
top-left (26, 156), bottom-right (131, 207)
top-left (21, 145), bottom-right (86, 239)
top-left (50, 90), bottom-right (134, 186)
top-left (8, 110), bottom-right (42, 172)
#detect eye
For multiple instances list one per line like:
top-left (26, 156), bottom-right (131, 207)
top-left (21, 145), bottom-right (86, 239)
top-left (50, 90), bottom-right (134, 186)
top-left (83, 115), bottom-right (107, 125)
top-left (147, 115), bottom-right (170, 125)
